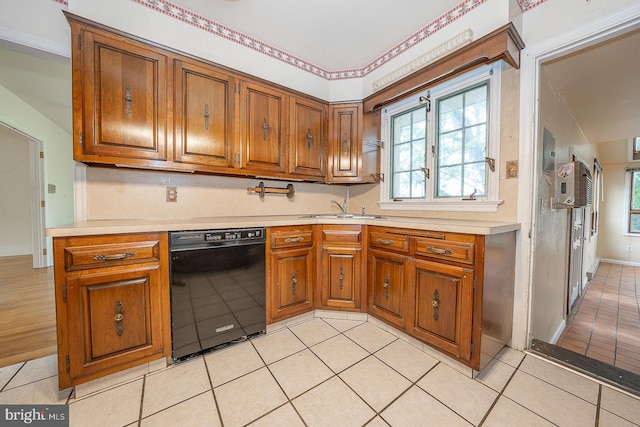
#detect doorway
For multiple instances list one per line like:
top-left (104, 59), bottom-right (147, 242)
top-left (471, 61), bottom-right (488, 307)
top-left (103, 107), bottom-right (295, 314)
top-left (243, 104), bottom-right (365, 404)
top-left (0, 122), bottom-right (46, 268)
top-left (526, 15), bottom-right (640, 393)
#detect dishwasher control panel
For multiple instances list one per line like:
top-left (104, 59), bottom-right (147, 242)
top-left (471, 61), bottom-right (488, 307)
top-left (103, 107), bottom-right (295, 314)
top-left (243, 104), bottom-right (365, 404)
top-left (170, 227), bottom-right (265, 249)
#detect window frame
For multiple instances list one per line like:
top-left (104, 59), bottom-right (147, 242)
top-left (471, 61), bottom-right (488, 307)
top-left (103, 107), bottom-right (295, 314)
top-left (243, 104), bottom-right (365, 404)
top-left (627, 168), bottom-right (640, 234)
top-left (379, 63), bottom-right (503, 212)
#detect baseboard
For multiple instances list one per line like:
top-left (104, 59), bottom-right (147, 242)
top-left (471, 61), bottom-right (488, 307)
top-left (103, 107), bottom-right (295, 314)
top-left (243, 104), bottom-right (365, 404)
top-left (601, 258), bottom-right (640, 267)
top-left (549, 319), bottom-right (566, 345)
top-left (0, 245), bottom-right (32, 257)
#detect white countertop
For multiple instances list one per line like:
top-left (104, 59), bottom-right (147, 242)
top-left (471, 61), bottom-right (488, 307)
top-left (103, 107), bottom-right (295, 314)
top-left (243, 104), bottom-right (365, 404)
top-left (46, 215), bottom-right (520, 237)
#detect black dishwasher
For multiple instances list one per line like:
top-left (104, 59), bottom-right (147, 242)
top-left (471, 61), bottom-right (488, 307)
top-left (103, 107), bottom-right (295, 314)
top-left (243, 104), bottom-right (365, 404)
top-left (169, 227), bottom-right (266, 361)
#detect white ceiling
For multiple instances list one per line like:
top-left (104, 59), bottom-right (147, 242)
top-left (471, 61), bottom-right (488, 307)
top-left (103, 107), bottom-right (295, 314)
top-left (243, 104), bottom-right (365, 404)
top-left (542, 27), bottom-right (640, 144)
top-left (0, 1), bottom-right (638, 149)
top-left (172, 0), bottom-right (461, 71)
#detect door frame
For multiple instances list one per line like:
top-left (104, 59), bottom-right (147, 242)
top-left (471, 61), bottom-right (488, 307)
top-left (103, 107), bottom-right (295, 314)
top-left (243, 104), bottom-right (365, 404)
top-left (0, 121), bottom-right (47, 268)
top-left (514, 5), bottom-right (640, 351)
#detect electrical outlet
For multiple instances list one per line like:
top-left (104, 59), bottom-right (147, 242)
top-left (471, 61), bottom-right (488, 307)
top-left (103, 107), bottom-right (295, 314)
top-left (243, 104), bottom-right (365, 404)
top-left (166, 186), bottom-right (178, 202)
top-left (627, 245), bottom-right (633, 252)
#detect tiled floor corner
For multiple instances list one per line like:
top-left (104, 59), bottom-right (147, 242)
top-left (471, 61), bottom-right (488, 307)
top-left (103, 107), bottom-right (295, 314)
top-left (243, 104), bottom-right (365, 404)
top-left (2, 316), bottom-right (640, 426)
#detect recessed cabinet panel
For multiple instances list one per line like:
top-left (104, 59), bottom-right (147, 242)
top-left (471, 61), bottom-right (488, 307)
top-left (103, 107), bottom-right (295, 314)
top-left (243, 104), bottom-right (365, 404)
top-left (81, 276), bottom-right (152, 360)
top-left (276, 251), bottom-right (310, 309)
top-left (410, 259), bottom-right (474, 361)
top-left (289, 97), bottom-right (326, 178)
top-left (174, 60), bottom-right (235, 168)
top-left (81, 30), bottom-right (167, 160)
top-left (242, 82), bottom-right (287, 173)
top-left (322, 249), bottom-right (361, 309)
top-left (329, 104), bottom-right (361, 179)
top-left (368, 249), bottom-right (406, 328)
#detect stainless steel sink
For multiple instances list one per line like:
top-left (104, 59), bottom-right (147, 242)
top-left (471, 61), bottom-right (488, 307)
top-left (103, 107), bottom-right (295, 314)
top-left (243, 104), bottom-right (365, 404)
top-left (301, 214), bottom-right (387, 219)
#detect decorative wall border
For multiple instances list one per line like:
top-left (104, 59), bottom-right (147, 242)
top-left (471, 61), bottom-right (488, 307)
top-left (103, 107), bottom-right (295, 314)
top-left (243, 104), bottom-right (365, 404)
top-left (52, 0), bottom-right (546, 80)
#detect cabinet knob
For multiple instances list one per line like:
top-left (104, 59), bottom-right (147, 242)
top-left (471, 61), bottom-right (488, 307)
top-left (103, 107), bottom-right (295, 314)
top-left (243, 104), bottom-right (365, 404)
top-left (204, 103), bottom-right (210, 130)
top-left (291, 269), bottom-right (297, 294)
top-left (262, 118), bottom-right (269, 140)
top-left (432, 289), bottom-right (440, 321)
top-left (339, 266), bottom-right (344, 290)
top-left (383, 274), bottom-right (390, 300)
top-left (115, 300), bottom-right (124, 337)
top-left (93, 252), bottom-right (136, 262)
top-left (376, 238), bottom-right (395, 246)
top-left (426, 246), bottom-right (453, 255)
top-left (307, 128), bottom-right (313, 149)
top-left (124, 85), bottom-right (133, 118)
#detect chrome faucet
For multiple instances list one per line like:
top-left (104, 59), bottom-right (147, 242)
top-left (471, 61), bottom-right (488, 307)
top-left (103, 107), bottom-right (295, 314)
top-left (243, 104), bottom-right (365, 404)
top-left (331, 198), bottom-right (348, 214)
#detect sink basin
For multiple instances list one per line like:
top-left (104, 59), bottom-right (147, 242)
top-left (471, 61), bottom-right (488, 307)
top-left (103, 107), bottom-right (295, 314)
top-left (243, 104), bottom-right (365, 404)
top-left (301, 214), bottom-right (387, 220)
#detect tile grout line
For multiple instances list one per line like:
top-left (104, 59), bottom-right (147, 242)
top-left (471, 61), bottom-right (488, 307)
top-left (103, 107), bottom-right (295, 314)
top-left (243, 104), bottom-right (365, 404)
top-left (136, 374), bottom-right (146, 427)
top-left (476, 354), bottom-right (526, 426)
top-left (594, 383), bottom-right (602, 427)
top-left (201, 354), bottom-right (226, 427)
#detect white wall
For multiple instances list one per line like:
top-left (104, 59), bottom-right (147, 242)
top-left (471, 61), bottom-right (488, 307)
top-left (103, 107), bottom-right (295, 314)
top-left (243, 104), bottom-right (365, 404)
top-left (597, 140), bottom-right (640, 263)
top-left (0, 84), bottom-right (74, 264)
top-left (0, 125), bottom-right (32, 255)
top-left (517, 0), bottom-right (640, 346)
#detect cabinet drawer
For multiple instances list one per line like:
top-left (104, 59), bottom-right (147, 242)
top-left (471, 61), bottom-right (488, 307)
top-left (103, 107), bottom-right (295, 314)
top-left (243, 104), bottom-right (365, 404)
top-left (270, 227), bottom-right (314, 248)
top-left (322, 225), bottom-right (362, 245)
top-left (369, 231), bottom-right (410, 253)
top-left (414, 237), bottom-right (474, 264)
top-left (63, 237), bottom-right (162, 271)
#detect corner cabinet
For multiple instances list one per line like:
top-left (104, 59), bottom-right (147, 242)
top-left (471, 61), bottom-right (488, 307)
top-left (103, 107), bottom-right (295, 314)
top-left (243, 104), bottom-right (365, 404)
top-left (69, 18), bottom-right (169, 167)
top-left (53, 233), bottom-right (170, 389)
top-left (327, 103), bottom-right (381, 183)
top-left (317, 225), bottom-right (364, 311)
top-left (367, 226), bottom-right (515, 371)
top-left (266, 226), bottom-right (315, 323)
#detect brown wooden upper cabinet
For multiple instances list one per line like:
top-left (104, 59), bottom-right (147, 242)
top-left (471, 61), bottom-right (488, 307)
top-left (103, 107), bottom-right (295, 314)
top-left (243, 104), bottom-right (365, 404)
top-left (65, 13), bottom-right (377, 183)
top-left (173, 59), bottom-right (236, 170)
top-left (240, 80), bottom-right (288, 174)
top-left (70, 19), bottom-right (169, 166)
top-left (289, 96), bottom-right (327, 179)
top-left (327, 103), bottom-right (380, 183)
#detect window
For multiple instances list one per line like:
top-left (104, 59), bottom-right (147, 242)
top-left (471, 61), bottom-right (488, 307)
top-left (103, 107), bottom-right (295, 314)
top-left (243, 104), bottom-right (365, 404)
top-left (633, 137), bottom-right (640, 161)
top-left (590, 159), bottom-right (602, 236)
top-left (629, 169), bottom-right (640, 233)
top-left (379, 64), bottom-right (502, 212)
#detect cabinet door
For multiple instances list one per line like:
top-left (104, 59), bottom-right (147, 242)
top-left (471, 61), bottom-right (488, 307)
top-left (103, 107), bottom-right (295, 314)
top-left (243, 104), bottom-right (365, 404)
top-left (174, 59), bottom-right (236, 169)
top-left (289, 96), bottom-right (326, 178)
top-left (78, 27), bottom-right (168, 162)
top-left (320, 247), bottom-right (362, 310)
top-left (268, 246), bottom-right (314, 322)
top-left (367, 249), bottom-right (406, 328)
top-left (241, 81), bottom-right (287, 173)
top-left (65, 266), bottom-right (166, 386)
top-left (328, 103), bottom-right (362, 181)
top-left (409, 258), bottom-right (474, 362)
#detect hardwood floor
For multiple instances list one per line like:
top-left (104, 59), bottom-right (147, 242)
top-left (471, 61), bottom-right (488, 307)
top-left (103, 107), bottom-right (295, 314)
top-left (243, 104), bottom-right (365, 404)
top-left (0, 255), bottom-right (57, 368)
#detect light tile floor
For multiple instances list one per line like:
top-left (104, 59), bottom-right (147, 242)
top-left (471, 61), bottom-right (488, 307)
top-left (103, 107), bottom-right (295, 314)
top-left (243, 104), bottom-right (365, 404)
top-left (557, 262), bottom-right (640, 375)
top-left (2, 315), bottom-right (640, 427)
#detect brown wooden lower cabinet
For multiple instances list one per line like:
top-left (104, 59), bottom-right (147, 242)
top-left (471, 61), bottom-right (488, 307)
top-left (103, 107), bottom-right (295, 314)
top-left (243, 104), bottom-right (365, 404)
top-left (407, 258), bottom-right (474, 364)
top-left (366, 226), bottom-right (516, 371)
top-left (266, 226), bottom-right (315, 323)
top-left (367, 248), bottom-right (407, 329)
top-left (53, 233), bottom-right (170, 389)
top-left (317, 225), bottom-right (364, 311)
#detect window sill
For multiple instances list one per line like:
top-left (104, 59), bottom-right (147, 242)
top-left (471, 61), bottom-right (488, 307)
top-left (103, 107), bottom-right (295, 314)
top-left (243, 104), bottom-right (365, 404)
top-left (378, 200), bottom-right (504, 213)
